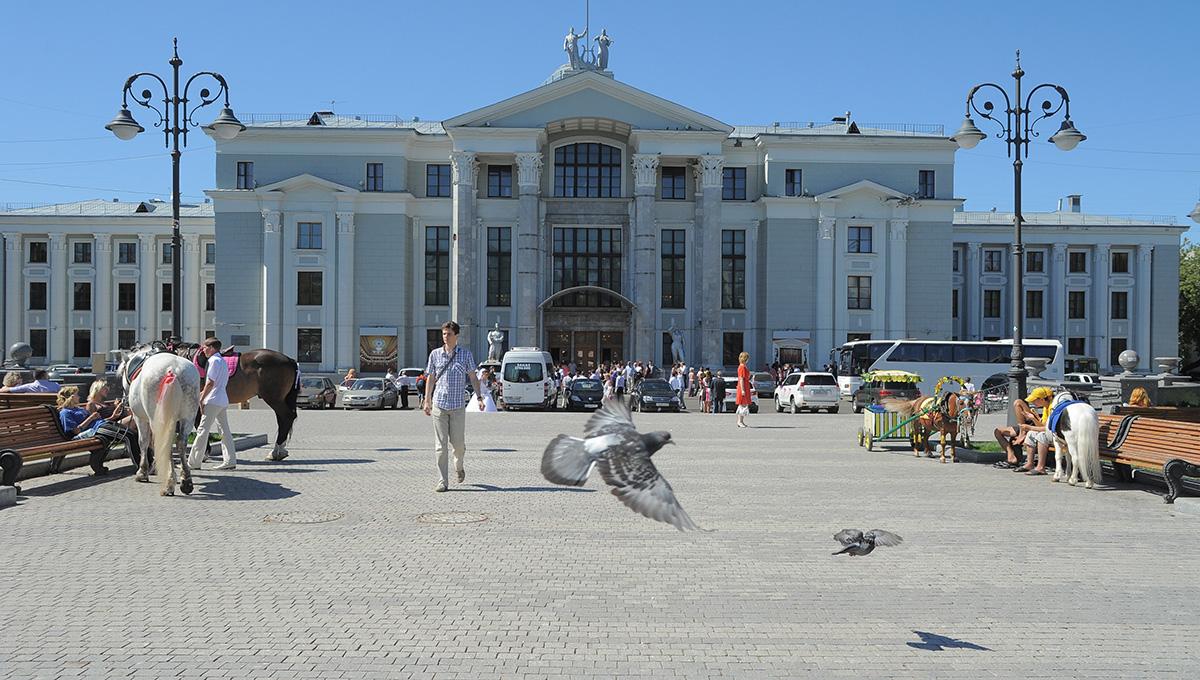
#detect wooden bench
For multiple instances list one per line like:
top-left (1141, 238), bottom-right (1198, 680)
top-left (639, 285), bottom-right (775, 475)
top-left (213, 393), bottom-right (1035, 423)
top-left (1112, 406), bottom-right (1200, 423)
top-left (0, 392), bottom-right (59, 410)
top-left (1098, 413), bottom-right (1200, 503)
top-left (0, 405), bottom-right (110, 492)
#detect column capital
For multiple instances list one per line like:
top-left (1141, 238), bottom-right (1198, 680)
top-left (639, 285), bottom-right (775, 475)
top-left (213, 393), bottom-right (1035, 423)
top-left (967, 241), bottom-right (981, 253)
top-left (138, 232), bottom-right (156, 248)
top-left (4, 233), bottom-right (21, 251)
top-left (1137, 243), bottom-right (1154, 260)
top-left (888, 219), bottom-right (909, 241)
top-left (1096, 247), bottom-right (1110, 263)
top-left (336, 211), bottom-right (356, 235)
top-left (95, 233), bottom-right (112, 251)
top-left (632, 153), bottom-right (660, 190)
top-left (261, 209), bottom-right (281, 233)
top-left (1052, 242), bottom-right (1068, 254)
top-left (697, 155), bottom-right (725, 189)
top-left (818, 217), bottom-right (835, 240)
top-left (48, 232), bottom-right (66, 248)
top-left (450, 151), bottom-right (478, 186)
top-left (515, 152), bottom-right (543, 191)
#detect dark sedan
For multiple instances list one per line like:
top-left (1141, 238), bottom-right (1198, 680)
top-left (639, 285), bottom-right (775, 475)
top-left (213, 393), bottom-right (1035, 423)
top-left (631, 378), bottom-right (682, 412)
top-left (562, 378), bottom-right (604, 410)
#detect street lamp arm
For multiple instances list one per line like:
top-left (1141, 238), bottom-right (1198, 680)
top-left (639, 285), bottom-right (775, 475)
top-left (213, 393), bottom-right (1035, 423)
top-left (122, 72), bottom-right (170, 129)
top-left (181, 71), bottom-right (231, 129)
top-left (965, 82), bottom-right (1015, 142)
top-left (1023, 82), bottom-right (1070, 140)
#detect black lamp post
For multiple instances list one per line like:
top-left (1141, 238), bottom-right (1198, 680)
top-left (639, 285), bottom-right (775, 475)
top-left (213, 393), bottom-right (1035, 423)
top-left (951, 50), bottom-right (1086, 423)
top-left (106, 38), bottom-right (244, 342)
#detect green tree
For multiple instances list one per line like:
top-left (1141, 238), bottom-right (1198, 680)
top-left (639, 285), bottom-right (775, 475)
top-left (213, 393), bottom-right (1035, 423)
top-left (1181, 238), bottom-right (1200, 362)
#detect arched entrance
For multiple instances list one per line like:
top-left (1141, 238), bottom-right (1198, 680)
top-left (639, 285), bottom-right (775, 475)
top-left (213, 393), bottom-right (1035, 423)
top-left (538, 286), bottom-right (636, 370)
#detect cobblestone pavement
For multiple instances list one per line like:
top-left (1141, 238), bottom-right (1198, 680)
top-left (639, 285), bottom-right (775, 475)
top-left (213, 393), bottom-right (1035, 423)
top-left (2, 403), bottom-right (1196, 679)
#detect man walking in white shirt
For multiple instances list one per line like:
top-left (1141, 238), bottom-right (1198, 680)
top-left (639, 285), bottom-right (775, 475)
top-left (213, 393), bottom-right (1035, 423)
top-left (188, 337), bottom-right (237, 470)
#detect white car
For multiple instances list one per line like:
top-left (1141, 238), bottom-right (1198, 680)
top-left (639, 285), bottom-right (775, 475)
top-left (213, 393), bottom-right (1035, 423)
top-left (1064, 372), bottom-right (1101, 385)
top-left (396, 367), bottom-right (424, 391)
top-left (721, 376), bottom-right (759, 414)
top-left (774, 372), bottom-right (840, 414)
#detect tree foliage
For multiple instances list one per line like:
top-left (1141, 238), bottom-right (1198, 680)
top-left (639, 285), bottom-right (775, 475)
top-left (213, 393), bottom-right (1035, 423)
top-left (1181, 238), bottom-right (1200, 362)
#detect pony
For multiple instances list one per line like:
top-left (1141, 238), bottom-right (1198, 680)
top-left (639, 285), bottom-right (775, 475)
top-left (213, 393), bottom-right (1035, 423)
top-left (120, 345), bottom-right (202, 496)
top-left (1046, 391), bottom-right (1102, 489)
top-left (883, 391), bottom-right (962, 463)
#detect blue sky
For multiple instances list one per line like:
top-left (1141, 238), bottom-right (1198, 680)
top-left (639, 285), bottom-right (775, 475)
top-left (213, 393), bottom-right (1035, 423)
top-left (2, 0), bottom-right (1197, 239)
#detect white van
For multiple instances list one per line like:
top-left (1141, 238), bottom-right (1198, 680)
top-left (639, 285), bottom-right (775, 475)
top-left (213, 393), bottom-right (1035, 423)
top-left (500, 348), bottom-right (556, 410)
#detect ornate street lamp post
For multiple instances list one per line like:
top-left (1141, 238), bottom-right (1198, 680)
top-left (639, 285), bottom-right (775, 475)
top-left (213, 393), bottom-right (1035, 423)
top-left (106, 38), bottom-right (244, 342)
top-left (951, 51), bottom-right (1086, 423)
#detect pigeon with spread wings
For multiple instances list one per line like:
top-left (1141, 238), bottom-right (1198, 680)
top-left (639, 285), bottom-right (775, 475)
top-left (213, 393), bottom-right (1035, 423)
top-left (541, 398), bottom-right (703, 531)
top-left (832, 529), bottom-right (903, 556)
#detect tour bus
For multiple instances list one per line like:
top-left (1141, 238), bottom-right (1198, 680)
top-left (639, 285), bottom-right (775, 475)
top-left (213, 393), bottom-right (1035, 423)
top-left (499, 348), bottom-right (557, 410)
top-left (830, 338), bottom-right (1064, 398)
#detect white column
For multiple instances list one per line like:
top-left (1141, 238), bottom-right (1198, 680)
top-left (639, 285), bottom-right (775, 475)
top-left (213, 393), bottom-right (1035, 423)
top-left (1135, 244), bottom-right (1153, 370)
top-left (1050, 242), bottom-right (1067, 345)
top-left (1092, 247), bottom-right (1109, 363)
top-left (449, 151), bottom-right (479, 348)
top-left (887, 219), bottom-right (908, 338)
top-left (3, 233), bottom-right (20, 352)
top-left (183, 233), bottom-right (202, 342)
top-left (697, 155), bottom-right (724, 365)
top-left (261, 209), bottom-right (282, 349)
top-left (48, 233), bottom-right (68, 361)
top-left (631, 153), bottom-right (660, 361)
top-left (515, 152), bottom-right (543, 348)
top-left (138, 233), bottom-right (157, 344)
top-left (815, 213), bottom-right (836, 360)
top-left (966, 242), bottom-right (981, 340)
top-left (94, 234), bottom-right (112, 355)
top-left (336, 211), bottom-right (356, 371)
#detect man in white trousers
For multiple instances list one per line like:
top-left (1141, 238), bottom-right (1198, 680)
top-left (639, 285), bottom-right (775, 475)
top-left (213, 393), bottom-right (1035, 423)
top-left (188, 337), bottom-right (237, 470)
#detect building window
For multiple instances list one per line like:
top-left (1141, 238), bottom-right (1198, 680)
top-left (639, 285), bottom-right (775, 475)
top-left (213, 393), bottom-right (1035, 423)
top-left (116, 242), bottom-right (136, 264)
top-left (160, 242), bottom-right (173, 265)
top-left (29, 329), bottom-right (47, 357)
top-left (297, 329), bottom-right (322, 363)
top-left (425, 226), bottom-right (450, 306)
top-left (983, 289), bottom-right (1001, 318)
top-left (1111, 291), bottom-right (1128, 320)
top-left (73, 282), bottom-right (91, 311)
top-left (1068, 291), bottom-right (1086, 318)
top-left (1026, 250), bottom-right (1045, 273)
top-left (29, 241), bottom-right (47, 263)
top-left (1109, 337), bottom-right (1127, 367)
top-left (423, 329), bottom-right (441, 356)
top-left (552, 227), bottom-right (623, 307)
top-left (204, 242), bottom-right (216, 265)
top-left (486, 227), bottom-right (512, 307)
top-left (848, 226), bottom-right (873, 254)
top-left (73, 242), bottom-right (92, 264)
top-left (487, 165), bottom-right (513, 198)
top-left (721, 229), bottom-right (746, 309)
top-left (661, 166), bottom-right (686, 200)
top-left (983, 249), bottom-right (1003, 272)
top-left (28, 281), bottom-right (47, 310)
top-left (846, 332), bottom-right (871, 343)
top-left (1026, 289), bottom-right (1043, 318)
top-left (161, 283), bottom-right (172, 311)
top-left (117, 283), bottom-right (136, 311)
top-left (722, 332), bottom-right (744, 367)
top-left (205, 283), bottom-right (216, 312)
top-left (1067, 337), bottom-right (1086, 356)
top-left (952, 289), bottom-right (959, 318)
top-left (1068, 251), bottom-right (1087, 273)
top-left (918, 170), bottom-right (935, 198)
top-left (297, 222), bottom-right (322, 250)
top-left (365, 162), bottom-right (384, 192)
top-left (236, 161), bottom-right (253, 189)
top-left (73, 330), bottom-right (90, 359)
top-left (722, 167), bottom-right (746, 200)
top-left (118, 330), bottom-right (136, 350)
top-left (553, 143), bottom-right (621, 198)
top-left (661, 229), bottom-right (686, 309)
top-left (952, 249), bottom-right (960, 272)
top-left (848, 275), bottom-right (872, 310)
top-left (297, 271), bottom-right (323, 306)
top-left (1111, 251), bottom-right (1129, 273)
top-left (785, 169), bottom-right (802, 197)
top-left (426, 163), bottom-right (452, 197)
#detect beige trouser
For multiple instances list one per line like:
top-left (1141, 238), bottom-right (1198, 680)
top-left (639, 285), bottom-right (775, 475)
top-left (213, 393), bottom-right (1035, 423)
top-left (188, 404), bottom-right (236, 466)
top-left (432, 406), bottom-right (467, 484)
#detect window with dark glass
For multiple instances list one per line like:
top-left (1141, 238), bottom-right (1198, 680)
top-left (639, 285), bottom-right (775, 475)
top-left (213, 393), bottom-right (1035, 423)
top-left (848, 275), bottom-right (872, 310)
top-left (161, 242), bottom-right (173, 265)
top-left (552, 227), bottom-right (623, 307)
top-left (1111, 251), bottom-right (1129, 273)
top-left (297, 272), bottom-right (323, 306)
top-left (73, 282), bottom-right (91, 311)
top-left (118, 242), bottom-right (137, 264)
top-left (1026, 250), bottom-right (1044, 273)
top-left (426, 328), bottom-right (443, 356)
top-left (73, 330), bottom-right (90, 358)
top-left (236, 161), bottom-right (253, 189)
top-left (952, 249), bottom-right (959, 272)
top-left (984, 249), bottom-right (1003, 272)
top-left (1068, 337), bottom-right (1086, 356)
top-left (1111, 291), bottom-right (1128, 320)
top-left (723, 332), bottom-right (744, 367)
top-left (553, 143), bottom-right (621, 198)
top-left (1068, 290), bottom-right (1086, 318)
top-left (1109, 338), bottom-right (1127, 367)
top-left (206, 283), bottom-right (216, 312)
top-left (117, 283), bottom-right (136, 311)
top-left (1026, 289), bottom-right (1043, 318)
top-left (365, 162), bottom-right (383, 192)
top-left (29, 241), bottom-right (47, 263)
top-left (721, 229), bottom-right (745, 309)
top-left (118, 330), bottom-right (136, 350)
top-left (722, 167), bottom-right (746, 200)
top-left (161, 283), bottom-right (172, 311)
top-left (425, 226), bottom-right (450, 306)
top-left (487, 165), bottom-right (513, 198)
top-left (297, 222), bottom-right (322, 250)
top-left (426, 164), bottom-right (451, 197)
top-left (889, 342), bottom-right (925, 362)
top-left (28, 281), bottom-right (46, 310)
top-left (204, 242), bottom-right (215, 265)
top-left (952, 289), bottom-right (959, 317)
top-left (297, 329), bottom-right (322, 363)
top-left (73, 242), bottom-right (92, 264)
top-left (984, 289), bottom-right (1001, 318)
top-left (918, 170), bottom-right (935, 198)
top-left (487, 227), bottom-right (512, 306)
top-left (661, 229), bottom-right (685, 309)
top-left (1068, 251), bottom-right (1087, 273)
top-left (29, 329), bottom-right (47, 357)
top-left (661, 166), bottom-right (685, 200)
top-left (785, 169), bottom-right (802, 197)
top-left (848, 226), bottom-right (872, 254)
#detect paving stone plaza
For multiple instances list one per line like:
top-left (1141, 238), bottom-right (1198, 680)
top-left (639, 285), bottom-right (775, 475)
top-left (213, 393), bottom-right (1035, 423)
top-left (3, 405), bottom-right (1197, 679)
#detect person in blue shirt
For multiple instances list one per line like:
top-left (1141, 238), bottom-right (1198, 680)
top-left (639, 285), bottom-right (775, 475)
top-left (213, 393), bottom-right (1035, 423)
top-left (56, 386), bottom-right (103, 437)
top-left (1, 369), bottom-right (60, 393)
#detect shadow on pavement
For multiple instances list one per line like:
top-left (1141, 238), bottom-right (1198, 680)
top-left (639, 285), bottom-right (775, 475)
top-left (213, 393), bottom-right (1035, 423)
top-left (192, 476), bottom-right (299, 501)
top-left (375, 448), bottom-right (413, 452)
top-left (479, 448), bottom-right (518, 452)
top-left (16, 464), bottom-right (135, 497)
top-left (906, 630), bottom-right (990, 651)
top-left (460, 483), bottom-right (595, 493)
top-left (238, 458), bottom-right (376, 465)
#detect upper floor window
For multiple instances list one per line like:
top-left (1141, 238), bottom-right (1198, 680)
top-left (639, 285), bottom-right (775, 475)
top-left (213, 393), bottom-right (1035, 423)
top-left (848, 226), bottom-right (873, 254)
top-left (206, 282), bottom-right (216, 312)
top-left (1111, 251), bottom-right (1129, 274)
top-left (553, 143), bottom-right (621, 198)
top-left (487, 165), bottom-right (513, 198)
top-left (1111, 291), bottom-right (1128, 320)
top-left (73, 282), bottom-right (91, 311)
top-left (661, 229), bottom-right (686, 309)
top-left (236, 161), bottom-right (253, 189)
top-left (984, 249), bottom-right (1003, 272)
top-left (365, 162), bottom-right (384, 192)
top-left (161, 283), bottom-right (172, 311)
top-left (72, 241), bottom-right (92, 264)
top-left (117, 283), bottom-right (136, 311)
top-left (486, 226), bottom-right (512, 307)
top-left (297, 222), bottom-right (323, 250)
top-left (848, 276), bottom-right (872, 310)
top-left (721, 229), bottom-right (746, 309)
top-left (1068, 290), bottom-right (1087, 318)
top-left (28, 241), bottom-right (47, 263)
top-left (297, 271), bottom-right (323, 306)
top-left (551, 227), bottom-right (623, 306)
top-left (1026, 250), bottom-right (1045, 273)
top-left (952, 249), bottom-right (960, 272)
top-left (161, 242), bottom-right (173, 265)
top-left (785, 169), bottom-right (803, 197)
top-left (1068, 251), bottom-right (1087, 273)
top-left (722, 167), bottom-right (746, 200)
top-left (117, 242), bottom-right (137, 264)
top-left (661, 166), bottom-right (686, 200)
top-left (425, 226), bottom-right (450, 306)
top-left (28, 281), bottom-right (47, 310)
top-left (983, 289), bottom-right (1001, 318)
top-left (918, 170), bottom-right (935, 198)
top-left (426, 164), bottom-right (451, 197)
top-left (204, 242), bottom-right (216, 265)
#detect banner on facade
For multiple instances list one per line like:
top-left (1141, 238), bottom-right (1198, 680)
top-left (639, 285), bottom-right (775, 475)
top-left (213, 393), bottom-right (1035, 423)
top-left (359, 335), bottom-right (397, 373)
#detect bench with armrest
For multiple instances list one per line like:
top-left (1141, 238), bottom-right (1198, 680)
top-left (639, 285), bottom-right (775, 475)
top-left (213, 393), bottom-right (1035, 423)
top-left (0, 392), bottom-right (59, 410)
top-left (1112, 406), bottom-right (1200, 423)
top-left (1098, 413), bottom-right (1200, 503)
top-left (0, 405), bottom-right (110, 492)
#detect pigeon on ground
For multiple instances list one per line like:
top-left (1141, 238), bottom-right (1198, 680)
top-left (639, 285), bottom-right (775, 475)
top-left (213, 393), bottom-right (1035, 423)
top-left (541, 398), bottom-right (703, 531)
top-left (832, 529), bottom-right (903, 556)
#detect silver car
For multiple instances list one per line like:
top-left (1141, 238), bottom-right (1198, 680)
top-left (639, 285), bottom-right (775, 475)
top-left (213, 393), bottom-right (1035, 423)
top-left (341, 378), bottom-right (399, 410)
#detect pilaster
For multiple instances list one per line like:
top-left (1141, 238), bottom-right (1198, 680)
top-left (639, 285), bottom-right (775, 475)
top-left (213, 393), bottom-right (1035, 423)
top-left (814, 207), bottom-right (837, 362)
top-left (515, 152), bottom-right (543, 348)
top-left (631, 153), bottom-right (659, 360)
top-left (966, 242), bottom-right (981, 340)
top-left (94, 234), bottom-right (112, 355)
top-left (697, 154), bottom-right (724, 366)
top-left (1093, 247), bottom-right (1110, 361)
top-left (1136, 244), bottom-right (1153, 370)
top-left (3, 233), bottom-right (21, 354)
top-left (1050, 242), bottom-right (1067, 346)
top-left (336, 211), bottom-right (356, 370)
top-left (138, 233), bottom-right (157, 345)
top-left (887, 218), bottom-right (908, 339)
top-left (261, 209), bottom-right (282, 349)
top-left (49, 233), bottom-right (67, 361)
top-left (182, 234), bottom-right (202, 343)
top-left (450, 151), bottom-right (479, 349)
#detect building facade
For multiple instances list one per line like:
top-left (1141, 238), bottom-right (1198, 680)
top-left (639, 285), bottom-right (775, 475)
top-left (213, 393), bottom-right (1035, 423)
top-left (0, 200), bottom-right (216, 363)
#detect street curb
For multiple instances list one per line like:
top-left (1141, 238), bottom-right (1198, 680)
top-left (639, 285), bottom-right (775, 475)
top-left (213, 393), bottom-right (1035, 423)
top-left (0, 485), bottom-right (15, 509)
top-left (234, 434), bottom-right (269, 451)
top-left (956, 448), bottom-right (1006, 464)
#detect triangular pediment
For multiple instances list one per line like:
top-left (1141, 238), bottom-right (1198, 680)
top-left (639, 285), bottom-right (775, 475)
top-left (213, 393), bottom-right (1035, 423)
top-left (444, 70), bottom-right (732, 133)
top-left (256, 173), bottom-right (359, 194)
top-left (816, 180), bottom-right (909, 201)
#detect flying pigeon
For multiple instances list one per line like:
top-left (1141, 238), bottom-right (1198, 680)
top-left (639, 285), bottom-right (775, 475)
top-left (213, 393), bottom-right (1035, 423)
top-left (832, 529), bottom-right (903, 556)
top-left (541, 398), bottom-right (702, 531)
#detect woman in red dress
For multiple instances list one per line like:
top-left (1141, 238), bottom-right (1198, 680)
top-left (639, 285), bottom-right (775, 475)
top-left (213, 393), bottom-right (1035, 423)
top-left (735, 351), bottom-right (752, 428)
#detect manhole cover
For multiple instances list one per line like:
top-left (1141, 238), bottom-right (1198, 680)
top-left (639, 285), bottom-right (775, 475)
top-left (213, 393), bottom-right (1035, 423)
top-left (263, 511), bottom-right (344, 524)
top-left (417, 511), bottom-right (488, 525)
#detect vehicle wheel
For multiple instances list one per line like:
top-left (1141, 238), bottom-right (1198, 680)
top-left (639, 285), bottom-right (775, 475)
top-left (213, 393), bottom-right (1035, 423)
top-left (789, 398), bottom-right (797, 415)
top-left (775, 398), bottom-right (784, 413)
top-left (391, 398), bottom-right (398, 410)
top-left (828, 406), bottom-right (839, 414)
top-left (864, 433), bottom-right (873, 451)
top-left (750, 405), bottom-right (758, 414)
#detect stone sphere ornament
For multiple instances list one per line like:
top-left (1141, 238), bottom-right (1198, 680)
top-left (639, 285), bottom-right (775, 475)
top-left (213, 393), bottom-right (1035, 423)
top-left (1118, 349), bottom-right (1140, 373)
top-left (6, 342), bottom-right (32, 367)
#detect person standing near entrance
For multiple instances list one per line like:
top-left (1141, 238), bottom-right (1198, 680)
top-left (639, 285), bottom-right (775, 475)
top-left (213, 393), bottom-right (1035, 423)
top-left (188, 337), bottom-right (237, 470)
top-left (710, 370), bottom-right (726, 414)
top-left (735, 352), bottom-right (753, 428)
top-left (423, 321), bottom-right (484, 492)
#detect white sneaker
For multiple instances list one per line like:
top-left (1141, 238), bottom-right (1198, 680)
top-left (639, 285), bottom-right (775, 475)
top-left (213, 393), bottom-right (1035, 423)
top-left (213, 462), bottom-right (237, 471)
top-left (434, 481), bottom-right (448, 492)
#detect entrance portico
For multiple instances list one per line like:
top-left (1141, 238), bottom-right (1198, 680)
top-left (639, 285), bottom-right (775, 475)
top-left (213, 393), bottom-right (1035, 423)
top-left (539, 285), bottom-right (635, 369)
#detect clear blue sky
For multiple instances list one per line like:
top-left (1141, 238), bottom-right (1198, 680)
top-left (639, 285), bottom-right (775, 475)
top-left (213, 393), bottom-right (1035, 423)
top-left (2, 0), bottom-right (1197, 239)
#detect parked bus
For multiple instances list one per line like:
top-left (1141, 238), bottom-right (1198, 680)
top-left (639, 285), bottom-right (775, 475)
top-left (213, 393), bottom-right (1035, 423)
top-left (830, 338), bottom-right (1064, 398)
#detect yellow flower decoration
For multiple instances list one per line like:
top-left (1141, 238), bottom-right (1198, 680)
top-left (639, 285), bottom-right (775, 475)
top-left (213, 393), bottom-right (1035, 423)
top-left (935, 375), bottom-right (968, 395)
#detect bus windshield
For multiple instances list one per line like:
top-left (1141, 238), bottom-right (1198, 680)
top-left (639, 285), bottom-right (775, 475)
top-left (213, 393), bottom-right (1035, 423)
top-left (836, 342), bottom-right (893, 375)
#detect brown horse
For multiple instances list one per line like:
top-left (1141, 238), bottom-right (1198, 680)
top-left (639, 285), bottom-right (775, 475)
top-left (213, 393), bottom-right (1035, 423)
top-left (883, 392), bottom-right (961, 463)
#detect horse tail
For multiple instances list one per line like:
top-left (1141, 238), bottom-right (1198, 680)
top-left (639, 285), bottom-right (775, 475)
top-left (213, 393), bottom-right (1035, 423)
top-left (882, 397), bottom-right (918, 417)
top-left (281, 358), bottom-right (300, 444)
top-left (151, 370), bottom-right (182, 482)
top-left (1073, 407), bottom-right (1102, 483)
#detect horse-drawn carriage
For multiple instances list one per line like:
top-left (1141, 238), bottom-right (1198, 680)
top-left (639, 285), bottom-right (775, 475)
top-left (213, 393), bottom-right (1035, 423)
top-left (857, 370), bottom-right (922, 451)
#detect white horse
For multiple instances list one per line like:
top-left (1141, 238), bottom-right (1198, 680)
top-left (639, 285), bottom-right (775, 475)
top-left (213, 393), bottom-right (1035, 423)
top-left (1047, 391), bottom-right (1102, 489)
top-left (120, 346), bottom-right (202, 496)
